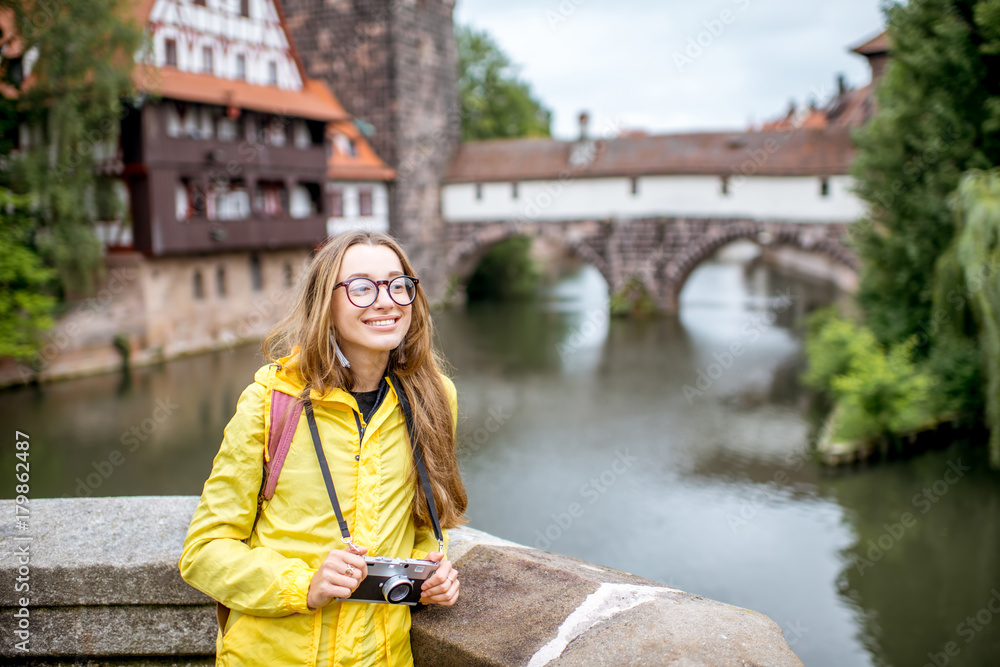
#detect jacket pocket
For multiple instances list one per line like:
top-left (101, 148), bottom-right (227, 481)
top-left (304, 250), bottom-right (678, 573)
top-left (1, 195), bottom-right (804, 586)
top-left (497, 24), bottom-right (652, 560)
top-left (217, 611), bottom-right (315, 667)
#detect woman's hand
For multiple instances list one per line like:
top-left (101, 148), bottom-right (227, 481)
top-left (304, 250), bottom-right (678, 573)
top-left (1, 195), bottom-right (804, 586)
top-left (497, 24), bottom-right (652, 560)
top-left (419, 551), bottom-right (459, 606)
top-left (306, 545), bottom-right (369, 610)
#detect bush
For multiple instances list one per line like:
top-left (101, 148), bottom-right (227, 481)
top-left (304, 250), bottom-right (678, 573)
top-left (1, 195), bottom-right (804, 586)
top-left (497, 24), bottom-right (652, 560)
top-left (804, 311), bottom-right (938, 448)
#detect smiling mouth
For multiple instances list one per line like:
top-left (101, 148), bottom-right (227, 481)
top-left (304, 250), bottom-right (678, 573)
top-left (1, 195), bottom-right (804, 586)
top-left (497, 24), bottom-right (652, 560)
top-left (364, 318), bottom-right (399, 327)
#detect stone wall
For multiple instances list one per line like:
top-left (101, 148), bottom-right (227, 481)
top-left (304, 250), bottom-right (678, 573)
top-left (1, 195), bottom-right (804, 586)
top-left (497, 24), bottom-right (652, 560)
top-left (0, 249), bottom-right (309, 389)
top-left (0, 496), bottom-right (803, 666)
top-left (284, 0), bottom-right (461, 298)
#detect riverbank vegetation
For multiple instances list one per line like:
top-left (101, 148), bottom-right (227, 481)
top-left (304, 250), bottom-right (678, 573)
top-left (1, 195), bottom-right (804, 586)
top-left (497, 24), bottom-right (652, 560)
top-left (804, 0), bottom-right (1000, 465)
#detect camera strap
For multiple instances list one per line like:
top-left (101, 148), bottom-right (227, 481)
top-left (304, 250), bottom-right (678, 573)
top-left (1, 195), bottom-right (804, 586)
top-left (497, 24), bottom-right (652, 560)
top-left (303, 376), bottom-right (445, 555)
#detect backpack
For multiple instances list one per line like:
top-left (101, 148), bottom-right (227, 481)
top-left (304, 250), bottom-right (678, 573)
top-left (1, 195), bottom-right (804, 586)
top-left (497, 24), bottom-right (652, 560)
top-left (261, 389), bottom-right (302, 501)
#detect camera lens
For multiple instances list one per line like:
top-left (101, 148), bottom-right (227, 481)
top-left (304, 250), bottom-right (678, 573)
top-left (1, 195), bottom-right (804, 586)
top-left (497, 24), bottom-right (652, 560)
top-left (382, 575), bottom-right (413, 603)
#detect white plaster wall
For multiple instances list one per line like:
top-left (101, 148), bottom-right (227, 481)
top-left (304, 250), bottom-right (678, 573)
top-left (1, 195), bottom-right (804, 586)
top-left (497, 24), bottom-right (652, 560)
top-left (442, 175), bottom-right (865, 224)
top-left (326, 181), bottom-right (390, 236)
top-left (149, 0), bottom-right (302, 89)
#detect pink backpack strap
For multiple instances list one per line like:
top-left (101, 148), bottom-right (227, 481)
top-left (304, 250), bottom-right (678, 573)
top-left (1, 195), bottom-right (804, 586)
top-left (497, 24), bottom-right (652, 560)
top-left (262, 390), bottom-right (302, 500)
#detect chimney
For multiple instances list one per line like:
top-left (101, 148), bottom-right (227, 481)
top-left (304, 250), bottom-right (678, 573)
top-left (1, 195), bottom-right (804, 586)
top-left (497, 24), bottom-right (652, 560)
top-left (837, 73), bottom-right (846, 96)
top-left (578, 111), bottom-right (590, 141)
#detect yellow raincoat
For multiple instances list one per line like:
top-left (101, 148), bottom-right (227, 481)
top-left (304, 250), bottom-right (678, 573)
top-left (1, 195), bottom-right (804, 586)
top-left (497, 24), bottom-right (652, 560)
top-left (179, 360), bottom-right (456, 666)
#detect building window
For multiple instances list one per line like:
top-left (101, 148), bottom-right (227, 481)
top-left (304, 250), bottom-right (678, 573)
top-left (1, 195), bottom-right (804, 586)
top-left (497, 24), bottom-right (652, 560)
top-left (216, 266), bottom-right (227, 297)
top-left (202, 46), bottom-right (213, 74)
top-left (256, 181), bottom-right (285, 217)
top-left (262, 116), bottom-right (286, 146)
top-left (630, 177), bottom-right (639, 196)
top-left (720, 176), bottom-right (730, 196)
top-left (358, 187), bottom-right (373, 217)
top-left (250, 254), bottom-right (263, 291)
top-left (512, 182), bottom-right (519, 200)
top-left (165, 39), bottom-right (177, 67)
top-left (283, 261), bottom-right (294, 288)
top-left (475, 183), bottom-right (483, 201)
top-left (236, 54), bottom-right (246, 80)
top-left (330, 187), bottom-right (344, 218)
top-left (240, 0), bottom-right (250, 18)
top-left (820, 177), bottom-right (830, 197)
top-left (268, 61), bottom-right (277, 85)
top-left (193, 270), bottom-right (204, 300)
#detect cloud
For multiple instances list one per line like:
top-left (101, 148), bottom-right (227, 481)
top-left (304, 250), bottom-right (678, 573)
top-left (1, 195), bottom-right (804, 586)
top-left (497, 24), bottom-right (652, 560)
top-left (455, 0), bottom-right (884, 138)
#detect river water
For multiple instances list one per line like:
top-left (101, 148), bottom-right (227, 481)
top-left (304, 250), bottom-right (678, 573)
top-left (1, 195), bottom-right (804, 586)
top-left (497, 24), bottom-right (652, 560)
top-left (3, 253), bottom-right (1000, 667)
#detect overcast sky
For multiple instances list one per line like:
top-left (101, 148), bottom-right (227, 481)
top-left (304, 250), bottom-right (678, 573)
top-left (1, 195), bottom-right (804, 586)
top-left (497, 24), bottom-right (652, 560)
top-left (454, 0), bottom-right (886, 139)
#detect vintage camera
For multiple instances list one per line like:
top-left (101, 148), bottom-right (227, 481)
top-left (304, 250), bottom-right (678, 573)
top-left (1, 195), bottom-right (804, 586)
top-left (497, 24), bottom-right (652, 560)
top-left (346, 557), bottom-right (440, 605)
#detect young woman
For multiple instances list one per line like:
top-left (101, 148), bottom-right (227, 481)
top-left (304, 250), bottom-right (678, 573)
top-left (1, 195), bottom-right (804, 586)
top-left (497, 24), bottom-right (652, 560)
top-left (179, 231), bottom-right (467, 666)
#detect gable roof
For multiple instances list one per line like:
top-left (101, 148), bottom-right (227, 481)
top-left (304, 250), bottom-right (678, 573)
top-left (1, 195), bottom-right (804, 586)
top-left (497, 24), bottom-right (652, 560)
top-left (851, 31), bottom-right (889, 56)
top-left (445, 128), bottom-right (855, 183)
top-left (133, 0), bottom-right (341, 122)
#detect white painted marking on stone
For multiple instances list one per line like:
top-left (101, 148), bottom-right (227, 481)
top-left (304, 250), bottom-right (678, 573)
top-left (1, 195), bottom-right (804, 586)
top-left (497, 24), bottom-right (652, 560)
top-left (527, 583), bottom-right (672, 667)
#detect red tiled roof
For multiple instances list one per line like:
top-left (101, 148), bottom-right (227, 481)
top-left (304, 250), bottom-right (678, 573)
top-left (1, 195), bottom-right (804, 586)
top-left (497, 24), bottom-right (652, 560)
top-left (851, 31), bottom-right (889, 56)
top-left (327, 119), bottom-right (395, 181)
top-left (134, 65), bottom-right (349, 122)
top-left (445, 128), bottom-right (856, 183)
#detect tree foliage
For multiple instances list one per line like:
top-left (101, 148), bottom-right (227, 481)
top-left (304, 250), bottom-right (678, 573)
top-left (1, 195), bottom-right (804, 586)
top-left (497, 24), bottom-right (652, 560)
top-left (849, 0), bottom-right (1000, 345)
top-left (804, 310), bottom-right (937, 448)
top-left (0, 0), bottom-right (143, 293)
top-left (456, 25), bottom-right (552, 141)
top-left (0, 188), bottom-right (56, 359)
top-left (934, 169), bottom-right (1000, 464)
top-left (806, 0), bottom-right (1000, 462)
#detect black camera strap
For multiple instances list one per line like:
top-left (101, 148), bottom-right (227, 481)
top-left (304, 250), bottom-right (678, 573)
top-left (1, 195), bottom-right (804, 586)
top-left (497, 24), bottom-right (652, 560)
top-left (303, 376), bottom-right (445, 554)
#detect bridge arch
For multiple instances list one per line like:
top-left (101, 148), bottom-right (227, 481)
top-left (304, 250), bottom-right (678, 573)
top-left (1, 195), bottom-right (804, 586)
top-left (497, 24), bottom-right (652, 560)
top-left (442, 220), bottom-right (615, 298)
top-left (660, 221), bottom-right (857, 312)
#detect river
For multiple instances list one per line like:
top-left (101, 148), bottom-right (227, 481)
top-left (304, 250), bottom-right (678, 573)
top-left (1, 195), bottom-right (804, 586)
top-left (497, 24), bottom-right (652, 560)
top-left (3, 251), bottom-right (999, 666)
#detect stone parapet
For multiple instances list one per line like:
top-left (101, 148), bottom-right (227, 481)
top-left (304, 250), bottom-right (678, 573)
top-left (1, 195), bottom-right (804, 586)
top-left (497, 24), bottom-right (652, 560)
top-left (0, 497), bottom-right (802, 666)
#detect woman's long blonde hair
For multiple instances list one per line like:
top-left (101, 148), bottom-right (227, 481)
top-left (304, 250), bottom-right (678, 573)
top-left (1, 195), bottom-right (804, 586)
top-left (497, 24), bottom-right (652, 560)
top-left (263, 231), bottom-right (467, 530)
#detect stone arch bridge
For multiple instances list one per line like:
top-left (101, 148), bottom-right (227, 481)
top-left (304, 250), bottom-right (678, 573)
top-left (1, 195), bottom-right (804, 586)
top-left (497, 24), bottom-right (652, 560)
top-left (434, 218), bottom-right (856, 313)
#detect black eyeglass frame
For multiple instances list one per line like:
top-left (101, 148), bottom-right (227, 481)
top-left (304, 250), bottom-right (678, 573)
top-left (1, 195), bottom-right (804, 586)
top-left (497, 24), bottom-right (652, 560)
top-left (334, 275), bottom-right (420, 308)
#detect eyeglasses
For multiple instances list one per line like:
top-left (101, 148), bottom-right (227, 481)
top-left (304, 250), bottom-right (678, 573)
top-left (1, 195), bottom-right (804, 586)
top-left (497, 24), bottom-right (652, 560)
top-left (334, 275), bottom-right (420, 308)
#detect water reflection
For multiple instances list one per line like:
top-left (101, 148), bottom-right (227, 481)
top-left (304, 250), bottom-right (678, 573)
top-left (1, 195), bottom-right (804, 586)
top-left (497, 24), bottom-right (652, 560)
top-left (4, 249), bottom-right (1000, 667)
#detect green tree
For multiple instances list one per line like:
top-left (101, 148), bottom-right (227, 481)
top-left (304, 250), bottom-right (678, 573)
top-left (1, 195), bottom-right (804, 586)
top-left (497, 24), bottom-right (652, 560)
top-left (849, 0), bottom-right (1000, 345)
top-left (935, 169), bottom-right (1000, 464)
top-left (0, 0), bottom-right (143, 294)
top-left (0, 188), bottom-right (56, 359)
top-left (456, 25), bottom-right (552, 141)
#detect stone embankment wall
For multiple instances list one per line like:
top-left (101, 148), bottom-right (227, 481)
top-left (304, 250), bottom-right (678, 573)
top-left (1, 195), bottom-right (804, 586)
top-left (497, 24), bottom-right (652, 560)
top-left (0, 496), bottom-right (802, 666)
top-left (0, 249), bottom-right (308, 389)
